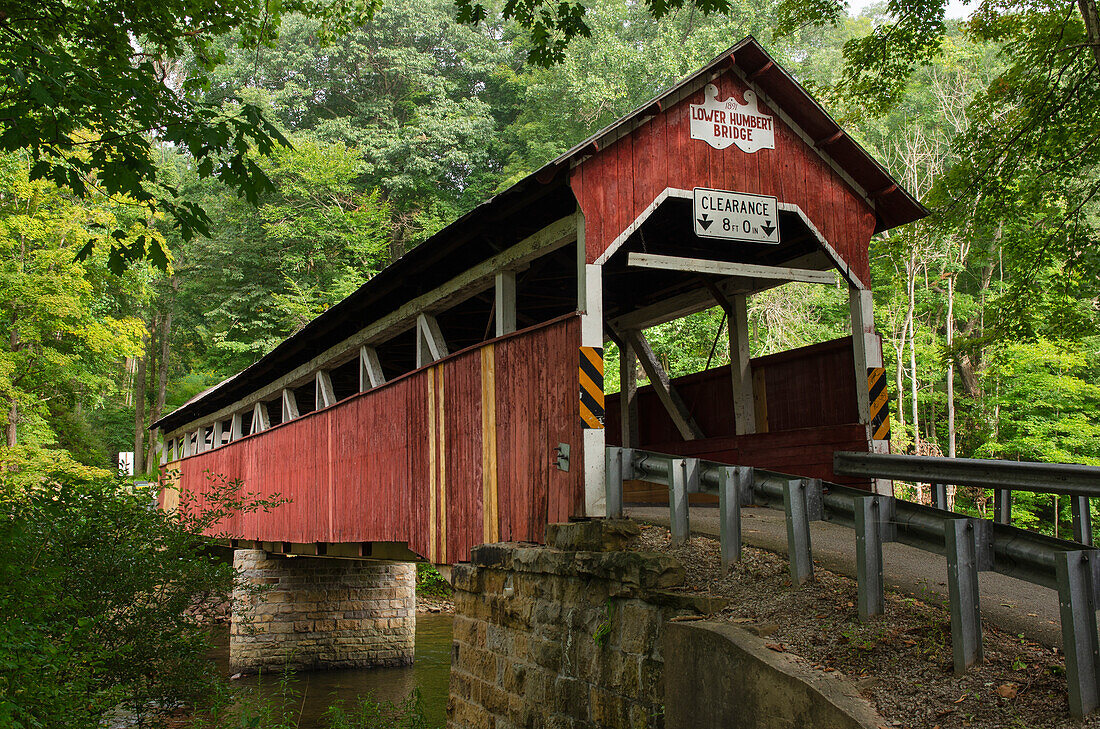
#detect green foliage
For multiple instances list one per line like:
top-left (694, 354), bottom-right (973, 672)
top-left (0, 470), bottom-right (285, 728)
top-left (416, 562), bottom-right (453, 598)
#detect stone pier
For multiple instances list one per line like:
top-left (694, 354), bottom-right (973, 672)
top-left (230, 549), bottom-right (416, 671)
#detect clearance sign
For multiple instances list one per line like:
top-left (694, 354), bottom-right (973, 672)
top-left (689, 84), bottom-right (775, 154)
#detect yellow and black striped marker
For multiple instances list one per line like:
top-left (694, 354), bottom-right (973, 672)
top-left (868, 367), bottom-right (890, 440)
top-left (579, 347), bottom-right (605, 429)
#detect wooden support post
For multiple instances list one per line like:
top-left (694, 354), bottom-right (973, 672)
top-left (727, 293), bottom-right (756, 435)
top-left (316, 370), bottom-right (336, 408)
top-left (281, 388), bottom-right (299, 422)
top-left (619, 338), bottom-right (639, 448)
top-left (212, 421), bottom-right (224, 449)
top-left (946, 519), bottom-right (984, 673)
top-left (705, 279), bottom-right (756, 435)
top-left (359, 346), bottom-right (385, 391)
top-left (194, 426), bottom-right (207, 454)
top-left (230, 412), bottom-right (243, 441)
top-left (495, 270), bottom-right (516, 337)
top-left (623, 328), bottom-right (704, 441)
top-left (416, 313), bottom-right (448, 367)
top-left (849, 284), bottom-right (873, 425)
top-left (251, 402), bottom-right (270, 433)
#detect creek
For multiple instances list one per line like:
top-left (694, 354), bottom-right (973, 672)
top-left (210, 613), bottom-right (454, 728)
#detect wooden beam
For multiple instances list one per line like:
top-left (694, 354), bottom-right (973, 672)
top-left (316, 370), bottom-right (336, 408)
top-left (195, 426), bottom-right (207, 453)
top-left (704, 279), bottom-right (755, 435)
top-left (281, 388), bottom-right (299, 422)
top-left (621, 328), bottom-right (704, 441)
top-left (251, 402), bottom-right (270, 434)
top-left (230, 412), bottom-right (243, 441)
top-left (359, 346), bottom-right (385, 391)
top-left (495, 271), bottom-right (516, 337)
top-left (164, 215), bottom-right (576, 440)
top-left (212, 420), bottom-right (224, 449)
top-left (416, 313), bottom-right (448, 367)
top-left (627, 252), bottom-right (837, 285)
top-left (620, 338), bottom-right (639, 448)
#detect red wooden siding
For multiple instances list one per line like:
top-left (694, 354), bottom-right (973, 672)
top-left (570, 72), bottom-right (877, 284)
top-left (167, 316), bottom-right (583, 564)
top-left (605, 337), bottom-right (870, 486)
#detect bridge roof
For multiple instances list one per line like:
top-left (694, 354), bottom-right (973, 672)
top-left (156, 36), bottom-right (927, 434)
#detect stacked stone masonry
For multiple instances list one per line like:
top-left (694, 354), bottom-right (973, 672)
top-left (447, 520), bottom-right (725, 729)
top-left (231, 549), bottom-right (415, 671)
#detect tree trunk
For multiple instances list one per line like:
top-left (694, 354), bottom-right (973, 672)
top-left (946, 275), bottom-right (956, 459)
top-left (133, 331), bottom-right (151, 475)
top-left (1080, 0), bottom-right (1100, 72)
top-left (146, 310), bottom-right (173, 468)
top-left (5, 398), bottom-right (16, 448)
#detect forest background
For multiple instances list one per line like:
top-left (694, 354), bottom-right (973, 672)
top-left (2, 0), bottom-right (1098, 535)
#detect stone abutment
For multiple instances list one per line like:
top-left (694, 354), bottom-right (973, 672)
top-left (230, 549), bottom-right (415, 671)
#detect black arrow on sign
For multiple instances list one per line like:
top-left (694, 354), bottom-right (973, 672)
top-left (760, 221), bottom-right (776, 237)
top-left (697, 213), bottom-right (713, 231)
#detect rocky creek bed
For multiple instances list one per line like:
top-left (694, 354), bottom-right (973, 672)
top-left (628, 523), bottom-right (1098, 729)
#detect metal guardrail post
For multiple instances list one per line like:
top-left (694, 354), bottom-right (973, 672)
top-left (605, 447), bottom-right (623, 519)
top-left (1056, 550), bottom-right (1100, 717)
top-left (854, 496), bottom-right (885, 621)
top-left (945, 519), bottom-right (984, 674)
top-left (669, 458), bottom-right (689, 546)
top-left (933, 482), bottom-right (948, 511)
top-left (684, 457), bottom-right (701, 494)
top-left (804, 477), bottom-right (824, 521)
top-left (1073, 497), bottom-right (1093, 547)
top-left (782, 479), bottom-right (814, 586)
top-left (994, 489), bottom-right (1012, 525)
top-left (719, 466), bottom-right (751, 570)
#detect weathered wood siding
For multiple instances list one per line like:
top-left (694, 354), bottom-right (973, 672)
top-left (570, 71), bottom-right (877, 285)
top-left (168, 316), bottom-right (583, 564)
top-left (605, 337), bottom-right (870, 486)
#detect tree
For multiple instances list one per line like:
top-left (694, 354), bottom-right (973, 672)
top-left (0, 469), bottom-right (285, 728)
top-left (0, 151), bottom-right (145, 469)
top-left (0, 0), bottom-right (345, 271)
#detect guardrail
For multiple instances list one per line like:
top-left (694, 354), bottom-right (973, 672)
top-left (833, 451), bottom-right (1096, 544)
top-left (604, 446), bottom-right (1100, 717)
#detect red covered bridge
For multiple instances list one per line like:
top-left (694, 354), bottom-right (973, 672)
top-left (156, 37), bottom-right (926, 566)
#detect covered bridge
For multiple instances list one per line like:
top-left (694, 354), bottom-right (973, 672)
top-left (156, 36), bottom-right (926, 567)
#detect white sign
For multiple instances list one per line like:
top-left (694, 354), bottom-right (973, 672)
top-left (689, 84), bottom-right (775, 153)
top-left (693, 187), bottom-right (780, 244)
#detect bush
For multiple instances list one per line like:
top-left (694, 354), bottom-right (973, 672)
top-left (416, 563), bottom-right (451, 598)
top-left (0, 469), bottom-right (283, 728)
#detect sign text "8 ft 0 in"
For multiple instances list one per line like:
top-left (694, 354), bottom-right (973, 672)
top-left (692, 187), bottom-right (780, 245)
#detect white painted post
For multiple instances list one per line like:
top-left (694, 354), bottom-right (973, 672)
top-left (281, 388), bottom-right (299, 422)
top-left (495, 270), bottom-right (517, 337)
top-left (359, 346), bottom-right (385, 391)
top-left (416, 313), bottom-right (448, 367)
top-left (230, 412), bottom-right (243, 441)
top-left (252, 402), bottom-right (270, 433)
top-left (316, 370), bottom-right (336, 408)
top-left (578, 211), bottom-right (606, 518)
top-left (619, 339), bottom-right (639, 448)
top-left (728, 293), bottom-right (756, 435)
top-left (212, 420), bottom-right (224, 449)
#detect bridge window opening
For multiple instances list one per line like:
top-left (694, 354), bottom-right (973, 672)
top-left (375, 328), bottom-right (417, 382)
top-left (265, 399), bottom-right (283, 429)
top-left (291, 381), bottom-right (316, 417)
top-left (328, 356), bottom-right (360, 402)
